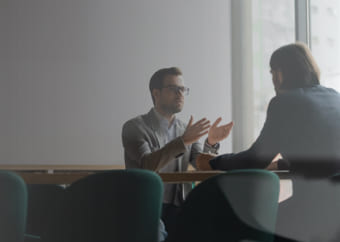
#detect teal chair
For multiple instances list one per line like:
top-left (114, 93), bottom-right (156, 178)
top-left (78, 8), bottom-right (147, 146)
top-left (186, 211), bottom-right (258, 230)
top-left (25, 184), bottom-right (65, 242)
top-left (58, 169), bottom-right (163, 242)
top-left (0, 171), bottom-right (28, 242)
top-left (276, 173), bottom-right (340, 242)
top-left (166, 169), bottom-right (280, 242)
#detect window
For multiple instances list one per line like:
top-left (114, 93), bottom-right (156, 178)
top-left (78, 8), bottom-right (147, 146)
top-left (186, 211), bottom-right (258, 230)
top-left (310, 0), bottom-right (340, 91)
top-left (231, 0), bottom-right (295, 151)
top-left (252, 0), bottom-right (295, 138)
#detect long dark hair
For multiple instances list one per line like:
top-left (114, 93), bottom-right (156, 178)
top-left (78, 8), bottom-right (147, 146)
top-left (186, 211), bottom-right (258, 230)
top-left (270, 42), bottom-right (320, 89)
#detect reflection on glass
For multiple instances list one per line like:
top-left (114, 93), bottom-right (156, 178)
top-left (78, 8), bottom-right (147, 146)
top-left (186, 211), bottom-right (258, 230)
top-left (252, 0), bottom-right (295, 138)
top-left (311, 0), bottom-right (340, 91)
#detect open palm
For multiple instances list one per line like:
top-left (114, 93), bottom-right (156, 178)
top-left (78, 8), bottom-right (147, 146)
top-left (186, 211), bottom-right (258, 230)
top-left (207, 118), bottom-right (233, 145)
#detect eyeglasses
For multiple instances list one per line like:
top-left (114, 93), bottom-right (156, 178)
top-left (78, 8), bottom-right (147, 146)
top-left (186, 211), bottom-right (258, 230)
top-left (162, 85), bottom-right (190, 96)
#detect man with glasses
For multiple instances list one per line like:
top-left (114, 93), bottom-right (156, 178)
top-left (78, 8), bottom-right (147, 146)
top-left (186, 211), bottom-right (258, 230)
top-left (122, 67), bottom-right (233, 235)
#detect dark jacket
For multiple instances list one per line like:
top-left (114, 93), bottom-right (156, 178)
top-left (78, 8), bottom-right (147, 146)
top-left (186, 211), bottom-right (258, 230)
top-left (210, 85), bottom-right (340, 172)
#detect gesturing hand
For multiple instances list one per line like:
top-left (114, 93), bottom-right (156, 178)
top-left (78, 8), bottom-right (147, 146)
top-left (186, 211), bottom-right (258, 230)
top-left (207, 118), bottom-right (233, 146)
top-left (182, 116), bottom-right (211, 146)
top-left (196, 153), bottom-right (216, 171)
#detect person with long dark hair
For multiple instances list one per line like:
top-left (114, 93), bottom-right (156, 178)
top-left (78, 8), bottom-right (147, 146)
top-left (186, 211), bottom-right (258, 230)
top-left (199, 42), bottom-right (340, 173)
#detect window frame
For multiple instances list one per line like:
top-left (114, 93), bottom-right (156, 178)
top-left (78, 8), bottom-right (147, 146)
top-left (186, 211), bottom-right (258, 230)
top-left (231, 0), bottom-right (310, 152)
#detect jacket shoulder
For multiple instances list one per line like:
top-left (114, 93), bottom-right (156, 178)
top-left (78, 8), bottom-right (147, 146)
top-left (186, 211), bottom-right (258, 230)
top-left (122, 113), bottom-right (150, 136)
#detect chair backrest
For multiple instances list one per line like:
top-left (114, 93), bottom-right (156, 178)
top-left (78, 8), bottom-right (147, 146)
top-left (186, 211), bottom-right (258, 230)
top-left (26, 184), bottom-right (65, 241)
top-left (0, 171), bottom-right (28, 242)
top-left (276, 173), bottom-right (340, 242)
top-left (58, 169), bottom-right (163, 242)
top-left (166, 169), bottom-right (280, 242)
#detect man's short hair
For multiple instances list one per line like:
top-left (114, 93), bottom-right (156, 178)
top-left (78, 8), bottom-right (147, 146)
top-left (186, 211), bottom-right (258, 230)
top-left (149, 67), bottom-right (182, 104)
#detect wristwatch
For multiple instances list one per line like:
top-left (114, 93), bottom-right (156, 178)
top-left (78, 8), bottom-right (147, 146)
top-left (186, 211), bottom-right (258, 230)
top-left (204, 139), bottom-right (220, 153)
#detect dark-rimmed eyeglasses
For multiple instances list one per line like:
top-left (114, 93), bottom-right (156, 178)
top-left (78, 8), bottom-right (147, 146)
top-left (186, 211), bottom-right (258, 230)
top-left (162, 85), bottom-right (190, 96)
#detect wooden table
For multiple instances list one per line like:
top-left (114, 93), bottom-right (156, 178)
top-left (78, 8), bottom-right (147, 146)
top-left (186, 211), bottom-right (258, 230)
top-left (0, 165), bottom-right (290, 184)
top-left (0, 165), bottom-right (292, 202)
top-left (13, 170), bottom-right (226, 184)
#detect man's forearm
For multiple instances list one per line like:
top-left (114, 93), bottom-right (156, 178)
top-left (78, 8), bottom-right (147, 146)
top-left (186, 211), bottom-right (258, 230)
top-left (141, 137), bottom-right (187, 171)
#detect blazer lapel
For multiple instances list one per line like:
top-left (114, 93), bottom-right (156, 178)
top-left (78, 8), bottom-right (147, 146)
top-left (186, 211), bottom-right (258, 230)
top-left (145, 109), bottom-right (164, 148)
top-left (175, 121), bottom-right (186, 138)
top-left (175, 120), bottom-right (187, 172)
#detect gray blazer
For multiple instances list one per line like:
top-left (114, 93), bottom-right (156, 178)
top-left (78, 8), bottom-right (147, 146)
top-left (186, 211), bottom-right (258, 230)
top-left (122, 108), bottom-right (218, 205)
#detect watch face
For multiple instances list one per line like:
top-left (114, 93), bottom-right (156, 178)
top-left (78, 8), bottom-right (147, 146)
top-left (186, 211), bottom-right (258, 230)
top-left (206, 140), bottom-right (219, 149)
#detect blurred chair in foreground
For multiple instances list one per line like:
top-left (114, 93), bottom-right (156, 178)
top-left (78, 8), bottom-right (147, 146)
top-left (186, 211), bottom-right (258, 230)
top-left (58, 169), bottom-right (163, 242)
top-left (276, 172), bottom-right (340, 242)
top-left (166, 169), bottom-right (280, 242)
top-left (0, 171), bottom-right (28, 242)
top-left (25, 184), bottom-right (65, 242)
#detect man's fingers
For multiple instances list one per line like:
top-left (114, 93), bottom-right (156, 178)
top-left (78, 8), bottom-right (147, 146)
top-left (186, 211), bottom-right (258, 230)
top-left (202, 123), bottom-right (211, 130)
top-left (193, 118), bottom-right (210, 128)
top-left (199, 120), bottom-right (210, 129)
top-left (227, 121), bottom-right (234, 127)
top-left (187, 115), bottom-right (193, 128)
top-left (198, 124), bottom-right (210, 134)
top-left (211, 117), bottom-right (222, 128)
top-left (226, 121), bottom-right (234, 130)
top-left (194, 120), bottom-right (210, 134)
top-left (191, 121), bottom-right (210, 133)
top-left (221, 121), bottom-right (233, 129)
top-left (223, 121), bottom-right (234, 136)
top-left (193, 118), bottom-right (208, 125)
top-left (197, 130), bottom-right (209, 139)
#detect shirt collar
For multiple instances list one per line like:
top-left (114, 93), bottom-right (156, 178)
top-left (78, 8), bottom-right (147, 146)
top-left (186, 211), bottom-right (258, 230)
top-left (152, 108), bottom-right (177, 129)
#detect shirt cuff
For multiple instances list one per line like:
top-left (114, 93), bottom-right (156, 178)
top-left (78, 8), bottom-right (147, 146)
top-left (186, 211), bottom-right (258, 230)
top-left (204, 139), bottom-right (220, 154)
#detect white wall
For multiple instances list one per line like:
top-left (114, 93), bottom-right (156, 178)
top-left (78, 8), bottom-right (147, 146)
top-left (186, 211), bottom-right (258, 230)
top-left (0, 0), bottom-right (232, 165)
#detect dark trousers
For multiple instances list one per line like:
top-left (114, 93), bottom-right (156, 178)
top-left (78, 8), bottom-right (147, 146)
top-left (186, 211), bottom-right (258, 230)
top-left (162, 203), bottom-right (180, 237)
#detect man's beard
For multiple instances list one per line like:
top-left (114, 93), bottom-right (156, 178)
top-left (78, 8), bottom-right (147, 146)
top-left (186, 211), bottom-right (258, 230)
top-left (160, 103), bottom-right (183, 115)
